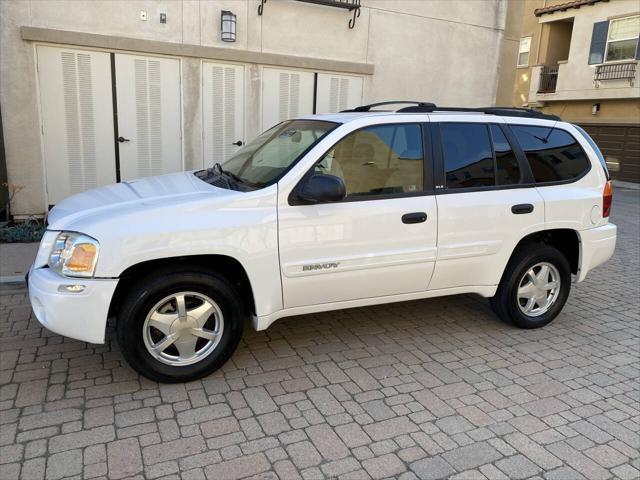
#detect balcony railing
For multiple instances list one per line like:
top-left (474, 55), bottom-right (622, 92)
top-left (594, 62), bottom-right (637, 87)
top-left (537, 66), bottom-right (559, 93)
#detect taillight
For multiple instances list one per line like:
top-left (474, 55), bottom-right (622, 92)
top-left (603, 181), bottom-right (613, 218)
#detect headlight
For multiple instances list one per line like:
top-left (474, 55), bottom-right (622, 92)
top-left (48, 232), bottom-right (99, 277)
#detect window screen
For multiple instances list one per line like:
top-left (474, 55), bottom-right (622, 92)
top-left (441, 123), bottom-right (494, 189)
top-left (490, 125), bottom-right (521, 185)
top-left (511, 125), bottom-right (591, 183)
top-left (316, 124), bottom-right (424, 197)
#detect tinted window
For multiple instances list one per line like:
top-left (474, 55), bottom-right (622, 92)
top-left (490, 125), bottom-right (521, 185)
top-left (441, 123), bottom-right (494, 189)
top-left (316, 124), bottom-right (424, 197)
top-left (511, 125), bottom-right (590, 183)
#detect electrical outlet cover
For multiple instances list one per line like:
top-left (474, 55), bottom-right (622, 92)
top-left (140, 10), bottom-right (147, 21)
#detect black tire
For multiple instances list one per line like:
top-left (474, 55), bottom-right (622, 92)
top-left (117, 269), bottom-right (244, 383)
top-left (490, 244), bottom-right (571, 329)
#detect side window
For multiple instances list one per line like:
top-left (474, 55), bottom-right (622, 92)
top-left (511, 125), bottom-right (591, 183)
top-left (316, 124), bottom-right (424, 197)
top-left (441, 123), bottom-right (494, 189)
top-left (490, 125), bottom-right (521, 185)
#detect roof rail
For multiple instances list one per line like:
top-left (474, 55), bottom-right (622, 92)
top-left (342, 101), bottom-right (436, 112)
top-left (424, 106), bottom-right (561, 121)
top-left (342, 101), bottom-right (561, 121)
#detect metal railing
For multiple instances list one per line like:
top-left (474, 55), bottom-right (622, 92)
top-left (537, 66), bottom-right (559, 93)
top-left (594, 62), bottom-right (637, 87)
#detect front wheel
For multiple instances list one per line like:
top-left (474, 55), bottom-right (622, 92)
top-left (490, 245), bottom-right (571, 329)
top-left (117, 270), bottom-right (244, 383)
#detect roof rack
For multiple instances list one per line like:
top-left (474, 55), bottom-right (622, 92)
top-left (343, 101), bottom-right (437, 112)
top-left (341, 101), bottom-right (560, 121)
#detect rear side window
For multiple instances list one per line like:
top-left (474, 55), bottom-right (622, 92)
top-left (441, 123), bottom-right (494, 189)
top-left (511, 125), bottom-right (591, 183)
top-left (490, 125), bottom-right (521, 185)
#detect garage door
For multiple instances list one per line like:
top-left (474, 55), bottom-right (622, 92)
top-left (581, 124), bottom-right (640, 183)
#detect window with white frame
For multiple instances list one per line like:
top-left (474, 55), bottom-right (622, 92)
top-left (605, 15), bottom-right (639, 62)
top-left (518, 37), bottom-right (532, 67)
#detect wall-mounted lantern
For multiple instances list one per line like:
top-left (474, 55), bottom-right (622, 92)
top-left (221, 10), bottom-right (236, 42)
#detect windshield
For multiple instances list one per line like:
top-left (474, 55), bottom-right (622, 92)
top-left (219, 120), bottom-right (338, 187)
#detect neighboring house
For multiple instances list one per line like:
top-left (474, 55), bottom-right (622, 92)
top-left (0, 0), bottom-right (519, 218)
top-left (509, 0), bottom-right (640, 183)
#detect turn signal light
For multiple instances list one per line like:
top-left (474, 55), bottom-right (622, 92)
top-left (603, 181), bottom-right (612, 218)
top-left (65, 243), bottom-right (98, 272)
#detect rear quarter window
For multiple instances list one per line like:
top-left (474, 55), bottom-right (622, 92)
top-left (510, 125), bottom-right (591, 183)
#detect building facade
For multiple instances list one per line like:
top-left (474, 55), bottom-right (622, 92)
top-left (509, 0), bottom-right (640, 182)
top-left (0, 0), bottom-right (520, 218)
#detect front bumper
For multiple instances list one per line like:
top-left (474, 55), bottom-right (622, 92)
top-left (577, 223), bottom-right (617, 282)
top-left (28, 266), bottom-right (118, 344)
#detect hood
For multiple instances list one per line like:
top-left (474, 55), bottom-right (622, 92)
top-left (47, 171), bottom-right (236, 230)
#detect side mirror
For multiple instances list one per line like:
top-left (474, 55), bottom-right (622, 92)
top-left (296, 174), bottom-right (346, 204)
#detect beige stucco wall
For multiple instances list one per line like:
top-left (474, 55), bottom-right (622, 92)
top-left (540, 98), bottom-right (640, 124)
top-left (507, 0), bottom-right (545, 107)
top-left (535, 0), bottom-right (640, 102)
top-left (495, 0), bottom-right (525, 106)
top-left (506, 0), bottom-right (640, 110)
top-left (1, 0), bottom-right (511, 216)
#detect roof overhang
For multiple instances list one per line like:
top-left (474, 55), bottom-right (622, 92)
top-left (534, 0), bottom-right (609, 17)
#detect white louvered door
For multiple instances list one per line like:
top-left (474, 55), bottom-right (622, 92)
top-left (115, 54), bottom-right (182, 181)
top-left (261, 68), bottom-right (314, 131)
top-left (37, 46), bottom-right (116, 205)
top-left (202, 62), bottom-right (244, 167)
top-left (315, 73), bottom-right (363, 114)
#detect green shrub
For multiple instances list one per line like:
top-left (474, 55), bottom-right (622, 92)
top-left (0, 219), bottom-right (45, 243)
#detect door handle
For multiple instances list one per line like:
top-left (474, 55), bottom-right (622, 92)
top-left (512, 204), bottom-right (534, 214)
top-left (231, 140), bottom-right (243, 146)
top-left (402, 212), bottom-right (427, 224)
top-left (117, 136), bottom-right (130, 143)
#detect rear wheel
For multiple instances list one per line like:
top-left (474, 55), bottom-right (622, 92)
top-left (117, 270), bottom-right (244, 383)
top-left (490, 245), bottom-right (571, 329)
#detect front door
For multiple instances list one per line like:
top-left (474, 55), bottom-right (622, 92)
top-left (114, 53), bottom-right (182, 181)
top-left (278, 121), bottom-right (437, 308)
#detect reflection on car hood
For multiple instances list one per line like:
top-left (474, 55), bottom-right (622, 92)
top-left (47, 171), bottom-right (234, 230)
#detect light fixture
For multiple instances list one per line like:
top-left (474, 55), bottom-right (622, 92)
top-left (221, 11), bottom-right (236, 43)
top-left (592, 103), bottom-right (600, 115)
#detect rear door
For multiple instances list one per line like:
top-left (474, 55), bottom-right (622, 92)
top-left (278, 120), bottom-right (438, 308)
top-left (509, 123), bottom-right (606, 231)
top-left (430, 116), bottom-right (545, 290)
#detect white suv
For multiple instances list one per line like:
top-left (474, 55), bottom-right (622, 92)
top-left (28, 102), bottom-right (617, 383)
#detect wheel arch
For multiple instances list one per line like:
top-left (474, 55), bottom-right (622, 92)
top-left (108, 255), bottom-right (256, 320)
top-left (510, 228), bottom-right (580, 275)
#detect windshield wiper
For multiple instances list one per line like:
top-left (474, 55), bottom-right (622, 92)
top-left (212, 163), bottom-right (238, 181)
top-left (212, 163), bottom-right (265, 189)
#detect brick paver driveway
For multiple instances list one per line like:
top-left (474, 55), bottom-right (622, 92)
top-left (1, 189), bottom-right (638, 480)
